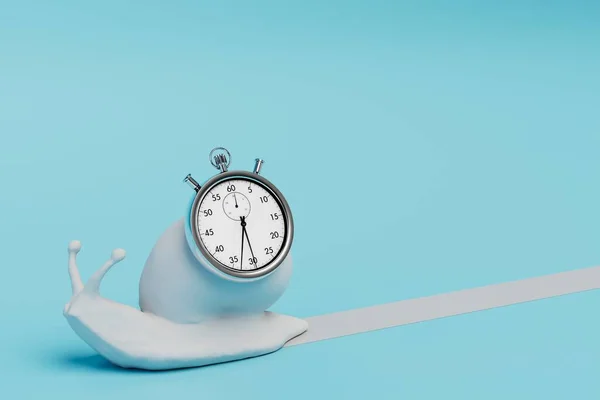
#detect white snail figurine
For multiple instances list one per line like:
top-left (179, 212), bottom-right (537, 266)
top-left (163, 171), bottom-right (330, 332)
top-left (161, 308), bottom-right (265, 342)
top-left (63, 148), bottom-right (308, 370)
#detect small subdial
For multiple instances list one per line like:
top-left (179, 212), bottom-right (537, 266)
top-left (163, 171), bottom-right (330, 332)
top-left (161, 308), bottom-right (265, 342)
top-left (222, 192), bottom-right (251, 221)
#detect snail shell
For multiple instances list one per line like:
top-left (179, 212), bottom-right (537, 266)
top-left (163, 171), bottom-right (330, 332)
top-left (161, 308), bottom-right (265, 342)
top-left (139, 218), bottom-right (293, 324)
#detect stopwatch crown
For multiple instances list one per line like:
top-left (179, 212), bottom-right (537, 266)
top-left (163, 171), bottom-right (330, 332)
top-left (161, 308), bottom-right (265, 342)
top-left (213, 154), bottom-right (228, 172)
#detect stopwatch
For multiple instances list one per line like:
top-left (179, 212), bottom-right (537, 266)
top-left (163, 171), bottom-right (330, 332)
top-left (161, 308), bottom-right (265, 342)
top-left (183, 147), bottom-right (294, 282)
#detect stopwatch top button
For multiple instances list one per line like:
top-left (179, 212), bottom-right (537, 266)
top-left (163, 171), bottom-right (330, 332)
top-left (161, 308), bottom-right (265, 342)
top-left (253, 158), bottom-right (264, 175)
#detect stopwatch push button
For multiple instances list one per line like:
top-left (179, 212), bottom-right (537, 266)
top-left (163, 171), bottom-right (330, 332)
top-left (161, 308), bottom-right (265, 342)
top-left (183, 174), bottom-right (201, 192)
top-left (253, 158), bottom-right (264, 175)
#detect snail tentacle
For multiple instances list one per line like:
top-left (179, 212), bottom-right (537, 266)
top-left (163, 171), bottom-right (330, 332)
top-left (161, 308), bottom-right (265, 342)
top-left (68, 240), bottom-right (84, 296)
top-left (83, 248), bottom-right (127, 294)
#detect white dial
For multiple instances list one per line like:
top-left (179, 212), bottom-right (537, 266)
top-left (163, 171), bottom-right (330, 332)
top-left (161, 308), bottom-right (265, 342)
top-left (196, 178), bottom-right (286, 271)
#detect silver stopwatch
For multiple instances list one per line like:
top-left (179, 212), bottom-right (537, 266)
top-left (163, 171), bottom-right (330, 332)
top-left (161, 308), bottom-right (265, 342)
top-left (183, 147), bottom-right (294, 281)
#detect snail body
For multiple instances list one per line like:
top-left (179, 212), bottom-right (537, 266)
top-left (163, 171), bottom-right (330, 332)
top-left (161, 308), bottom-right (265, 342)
top-left (63, 219), bottom-right (306, 371)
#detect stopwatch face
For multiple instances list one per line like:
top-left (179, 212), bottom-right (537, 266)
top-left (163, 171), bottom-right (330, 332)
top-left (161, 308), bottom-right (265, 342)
top-left (191, 174), bottom-right (291, 277)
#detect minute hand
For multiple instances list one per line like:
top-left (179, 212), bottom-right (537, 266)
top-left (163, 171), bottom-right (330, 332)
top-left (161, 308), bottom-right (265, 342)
top-left (239, 219), bottom-right (245, 270)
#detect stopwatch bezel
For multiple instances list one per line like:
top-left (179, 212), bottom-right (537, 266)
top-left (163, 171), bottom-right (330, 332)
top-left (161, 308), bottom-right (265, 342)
top-left (187, 170), bottom-right (294, 280)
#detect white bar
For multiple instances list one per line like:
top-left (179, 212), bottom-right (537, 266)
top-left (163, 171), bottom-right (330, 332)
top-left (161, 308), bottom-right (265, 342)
top-left (286, 265), bottom-right (600, 347)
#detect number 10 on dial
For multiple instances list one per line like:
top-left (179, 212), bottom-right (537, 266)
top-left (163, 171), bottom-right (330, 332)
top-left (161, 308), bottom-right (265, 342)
top-left (184, 148), bottom-right (294, 282)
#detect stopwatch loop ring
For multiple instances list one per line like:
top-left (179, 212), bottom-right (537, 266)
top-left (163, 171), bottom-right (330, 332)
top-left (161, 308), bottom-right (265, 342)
top-left (209, 147), bottom-right (231, 172)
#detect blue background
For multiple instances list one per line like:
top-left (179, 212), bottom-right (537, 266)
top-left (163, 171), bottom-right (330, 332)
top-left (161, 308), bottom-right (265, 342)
top-left (1, 1), bottom-right (599, 398)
